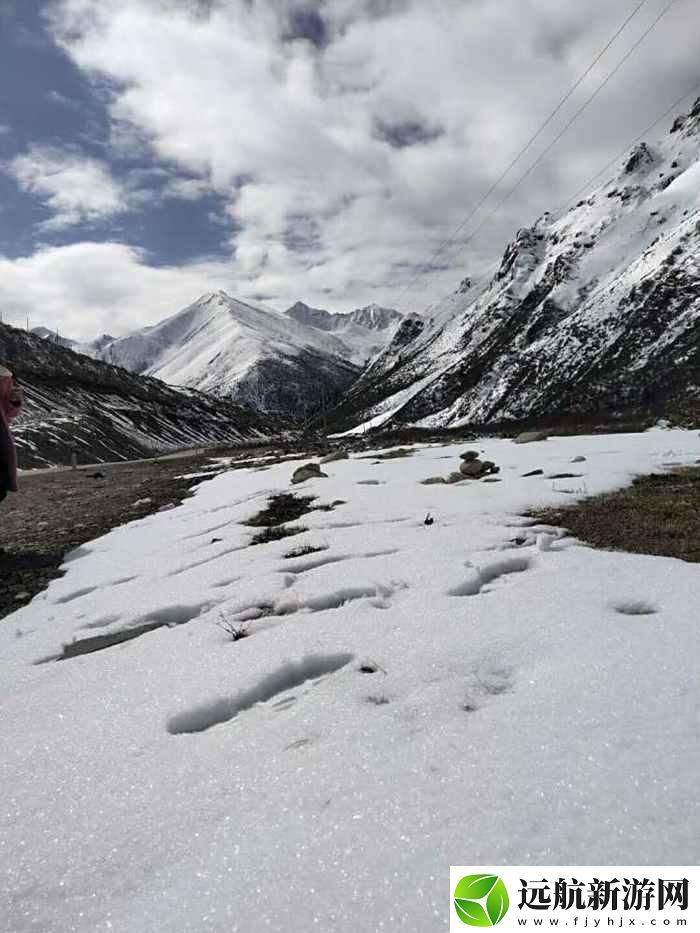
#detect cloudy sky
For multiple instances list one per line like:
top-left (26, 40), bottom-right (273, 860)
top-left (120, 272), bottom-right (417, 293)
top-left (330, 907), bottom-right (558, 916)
top-left (0, 0), bottom-right (697, 338)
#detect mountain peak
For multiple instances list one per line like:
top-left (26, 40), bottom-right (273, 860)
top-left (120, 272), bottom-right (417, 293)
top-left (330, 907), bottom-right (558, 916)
top-left (348, 304), bottom-right (403, 330)
top-left (199, 290), bottom-right (234, 306)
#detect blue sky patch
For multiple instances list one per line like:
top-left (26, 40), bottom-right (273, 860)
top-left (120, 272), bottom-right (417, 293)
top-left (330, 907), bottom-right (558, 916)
top-left (0, 0), bottom-right (235, 266)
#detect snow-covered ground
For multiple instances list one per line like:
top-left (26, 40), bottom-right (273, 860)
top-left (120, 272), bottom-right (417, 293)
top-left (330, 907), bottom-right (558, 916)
top-left (1, 429), bottom-right (699, 932)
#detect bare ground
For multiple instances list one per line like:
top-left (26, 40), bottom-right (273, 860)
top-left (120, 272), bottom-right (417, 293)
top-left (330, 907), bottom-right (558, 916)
top-left (531, 466), bottom-right (700, 563)
top-left (0, 446), bottom-right (308, 620)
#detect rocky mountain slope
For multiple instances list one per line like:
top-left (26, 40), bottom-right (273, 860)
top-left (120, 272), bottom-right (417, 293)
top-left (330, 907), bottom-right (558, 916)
top-left (327, 98), bottom-right (700, 434)
top-left (92, 292), bottom-right (362, 418)
top-left (1, 322), bottom-right (292, 469)
top-left (284, 302), bottom-right (402, 365)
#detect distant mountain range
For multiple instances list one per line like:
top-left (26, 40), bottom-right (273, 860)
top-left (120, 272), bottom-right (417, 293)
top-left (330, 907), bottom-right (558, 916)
top-left (326, 97), bottom-right (700, 434)
top-left (30, 327), bottom-right (116, 358)
top-left (33, 295), bottom-right (402, 419)
top-left (3, 322), bottom-right (292, 469)
top-left (284, 301), bottom-right (403, 365)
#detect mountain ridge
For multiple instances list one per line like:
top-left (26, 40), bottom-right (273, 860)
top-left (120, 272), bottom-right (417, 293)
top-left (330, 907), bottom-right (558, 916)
top-left (326, 98), bottom-right (700, 434)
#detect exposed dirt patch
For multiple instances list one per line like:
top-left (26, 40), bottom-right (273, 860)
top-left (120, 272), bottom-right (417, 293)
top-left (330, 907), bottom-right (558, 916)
top-left (245, 492), bottom-right (344, 546)
top-left (283, 544), bottom-right (328, 560)
top-left (0, 446), bottom-right (293, 620)
top-left (245, 493), bottom-right (317, 528)
top-left (250, 525), bottom-right (309, 546)
top-left (530, 467), bottom-right (700, 562)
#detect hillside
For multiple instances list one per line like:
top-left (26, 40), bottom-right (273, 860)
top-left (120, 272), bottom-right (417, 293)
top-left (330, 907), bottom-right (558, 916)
top-left (0, 322), bottom-right (292, 469)
top-left (327, 99), bottom-right (700, 434)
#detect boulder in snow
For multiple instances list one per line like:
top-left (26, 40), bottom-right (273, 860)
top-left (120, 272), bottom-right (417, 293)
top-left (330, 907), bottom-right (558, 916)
top-left (320, 450), bottom-right (349, 464)
top-left (291, 463), bottom-right (327, 484)
top-left (460, 459), bottom-right (485, 477)
top-left (513, 431), bottom-right (549, 444)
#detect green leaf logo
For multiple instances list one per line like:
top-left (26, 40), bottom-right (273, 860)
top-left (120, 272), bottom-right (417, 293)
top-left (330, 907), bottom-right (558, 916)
top-left (454, 873), bottom-right (509, 926)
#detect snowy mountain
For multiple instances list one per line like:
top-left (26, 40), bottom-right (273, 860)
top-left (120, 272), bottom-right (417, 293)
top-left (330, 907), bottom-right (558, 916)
top-left (32, 327), bottom-right (116, 357)
top-left (328, 98), bottom-right (700, 434)
top-left (93, 292), bottom-right (362, 418)
top-left (1, 321), bottom-right (292, 469)
top-left (285, 301), bottom-right (402, 365)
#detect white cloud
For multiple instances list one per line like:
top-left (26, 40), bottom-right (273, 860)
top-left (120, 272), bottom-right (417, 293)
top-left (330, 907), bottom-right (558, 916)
top-left (0, 242), bottom-right (232, 338)
top-left (8, 146), bottom-right (128, 230)
top-left (7, 0), bottom-right (698, 334)
top-left (161, 176), bottom-right (213, 201)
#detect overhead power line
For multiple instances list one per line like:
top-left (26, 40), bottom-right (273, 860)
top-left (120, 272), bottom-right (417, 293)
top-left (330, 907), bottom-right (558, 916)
top-left (396, 0), bottom-right (682, 311)
top-left (554, 76), bottom-right (700, 211)
top-left (433, 77), bottom-right (700, 319)
top-left (411, 0), bottom-right (650, 273)
top-left (393, 0), bottom-right (653, 308)
top-left (438, 0), bottom-right (682, 274)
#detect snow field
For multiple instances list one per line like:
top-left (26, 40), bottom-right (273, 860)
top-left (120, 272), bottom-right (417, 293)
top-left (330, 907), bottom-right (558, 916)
top-left (1, 429), bottom-right (699, 931)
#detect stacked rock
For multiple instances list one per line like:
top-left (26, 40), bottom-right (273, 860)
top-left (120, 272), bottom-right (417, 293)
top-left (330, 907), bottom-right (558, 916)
top-left (458, 450), bottom-right (500, 479)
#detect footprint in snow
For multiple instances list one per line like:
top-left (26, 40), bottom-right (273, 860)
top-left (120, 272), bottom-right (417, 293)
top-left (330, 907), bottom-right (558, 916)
top-left (448, 556), bottom-right (532, 597)
top-left (612, 599), bottom-right (659, 616)
top-left (166, 653), bottom-right (355, 734)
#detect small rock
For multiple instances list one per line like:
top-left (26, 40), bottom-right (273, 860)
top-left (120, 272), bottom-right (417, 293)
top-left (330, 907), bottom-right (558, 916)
top-left (481, 460), bottom-right (499, 474)
top-left (459, 450), bottom-right (480, 462)
top-left (513, 431), bottom-right (549, 444)
top-left (420, 476), bottom-right (447, 485)
top-left (424, 513), bottom-right (434, 526)
top-left (320, 450), bottom-right (349, 464)
top-left (447, 472), bottom-right (465, 483)
top-left (571, 455), bottom-right (586, 463)
top-left (291, 463), bottom-right (327, 485)
top-left (482, 477), bottom-right (502, 483)
top-left (522, 469), bottom-right (544, 477)
top-left (460, 459), bottom-right (485, 477)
